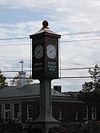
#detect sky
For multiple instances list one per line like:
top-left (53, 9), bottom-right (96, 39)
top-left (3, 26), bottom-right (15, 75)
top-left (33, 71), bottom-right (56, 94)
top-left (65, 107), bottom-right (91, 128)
top-left (0, 0), bottom-right (100, 92)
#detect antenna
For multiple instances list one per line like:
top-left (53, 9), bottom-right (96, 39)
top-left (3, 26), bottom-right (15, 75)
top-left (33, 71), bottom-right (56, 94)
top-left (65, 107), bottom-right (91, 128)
top-left (19, 60), bottom-right (24, 71)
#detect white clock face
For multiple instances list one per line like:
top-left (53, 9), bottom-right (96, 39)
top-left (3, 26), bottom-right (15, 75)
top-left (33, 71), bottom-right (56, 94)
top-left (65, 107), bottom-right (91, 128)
top-left (34, 45), bottom-right (43, 59)
top-left (47, 44), bottom-right (56, 59)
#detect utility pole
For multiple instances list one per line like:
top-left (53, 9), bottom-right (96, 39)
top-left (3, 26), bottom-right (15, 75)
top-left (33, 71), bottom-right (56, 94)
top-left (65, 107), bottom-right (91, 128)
top-left (19, 59), bottom-right (24, 71)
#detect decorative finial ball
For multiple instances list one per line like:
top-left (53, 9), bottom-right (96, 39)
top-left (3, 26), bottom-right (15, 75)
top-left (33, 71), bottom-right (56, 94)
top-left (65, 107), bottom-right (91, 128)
top-left (42, 20), bottom-right (48, 28)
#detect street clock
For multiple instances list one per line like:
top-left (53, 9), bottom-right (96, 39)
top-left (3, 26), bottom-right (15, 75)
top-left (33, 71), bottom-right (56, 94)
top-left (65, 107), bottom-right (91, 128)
top-left (30, 20), bottom-right (61, 79)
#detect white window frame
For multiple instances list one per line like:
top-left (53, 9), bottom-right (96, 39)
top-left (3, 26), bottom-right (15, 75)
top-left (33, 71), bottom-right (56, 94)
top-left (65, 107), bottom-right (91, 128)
top-left (4, 104), bottom-right (10, 124)
top-left (91, 106), bottom-right (96, 120)
top-left (13, 104), bottom-right (20, 120)
top-left (58, 110), bottom-right (63, 120)
top-left (27, 105), bottom-right (33, 120)
top-left (75, 111), bottom-right (78, 120)
top-left (0, 104), bottom-right (1, 119)
top-left (83, 106), bottom-right (88, 120)
top-left (51, 104), bottom-right (52, 115)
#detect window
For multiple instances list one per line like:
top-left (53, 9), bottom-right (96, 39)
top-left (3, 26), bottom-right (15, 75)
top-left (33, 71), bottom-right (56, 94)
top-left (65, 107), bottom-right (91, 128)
top-left (51, 104), bottom-right (52, 115)
top-left (27, 105), bottom-right (33, 120)
top-left (14, 104), bottom-right (20, 119)
top-left (58, 110), bottom-right (63, 120)
top-left (91, 106), bottom-right (96, 120)
top-left (75, 111), bottom-right (78, 120)
top-left (4, 104), bottom-right (10, 124)
top-left (83, 106), bottom-right (88, 120)
top-left (5, 104), bottom-right (10, 110)
top-left (0, 105), bottom-right (1, 118)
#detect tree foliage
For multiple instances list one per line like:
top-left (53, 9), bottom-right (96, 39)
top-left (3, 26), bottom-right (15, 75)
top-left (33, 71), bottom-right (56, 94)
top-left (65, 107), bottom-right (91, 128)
top-left (0, 71), bottom-right (8, 89)
top-left (78, 64), bottom-right (100, 104)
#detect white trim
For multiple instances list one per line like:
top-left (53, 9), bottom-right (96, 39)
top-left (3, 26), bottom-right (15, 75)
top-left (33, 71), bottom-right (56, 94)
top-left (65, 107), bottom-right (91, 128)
top-left (27, 105), bottom-right (33, 120)
top-left (83, 106), bottom-right (88, 120)
top-left (75, 111), bottom-right (78, 120)
top-left (92, 106), bottom-right (96, 120)
top-left (0, 104), bottom-right (1, 118)
top-left (51, 104), bottom-right (52, 115)
top-left (58, 110), bottom-right (62, 120)
top-left (13, 104), bottom-right (14, 120)
top-left (13, 104), bottom-right (20, 120)
top-left (4, 104), bottom-right (10, 124)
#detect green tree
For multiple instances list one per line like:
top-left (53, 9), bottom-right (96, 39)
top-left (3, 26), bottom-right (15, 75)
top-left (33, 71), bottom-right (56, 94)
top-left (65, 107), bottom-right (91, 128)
top-left (0, 71), bottom-right (8, 88)
top-left (78, 64), bottom-right (100, 104)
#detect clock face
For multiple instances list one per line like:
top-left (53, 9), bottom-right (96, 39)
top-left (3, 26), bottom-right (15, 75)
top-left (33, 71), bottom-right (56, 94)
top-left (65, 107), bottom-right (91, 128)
top-left (34, 45), bottom-right (43, 59)
top-left (47, 44), bottom-right (56, 59)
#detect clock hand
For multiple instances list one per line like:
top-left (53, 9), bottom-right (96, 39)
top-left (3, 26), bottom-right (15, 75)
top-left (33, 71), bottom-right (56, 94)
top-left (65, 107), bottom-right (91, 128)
top-left (37, 49), bottom-right (41, 54)
top-left (50, 49), bottom-right (56, 53)
top-left (50, 50), bottom-right (53, 53)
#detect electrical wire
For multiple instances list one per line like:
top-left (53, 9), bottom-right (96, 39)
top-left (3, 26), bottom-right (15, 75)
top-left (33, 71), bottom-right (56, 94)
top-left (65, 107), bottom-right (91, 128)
top-left (62, 30), bottom-right (100, 36)
top-left (59, 75), bottom-right (100, 79)
top-left (0, 43), bottom-right (31, 47)
top-left (0, 67), bottom-right (94, 73)
top-left (1, 71), bottom-right (20, 73)
top-left (1, 66), bottom-right (99, 73)
top-left (0, 37), bottom-right (100, 47)
top-left (59, 76), bottom-right (91, 79)
top-left (0, 31), bottom-right (99, 80)
top-left (5, 77), bottom-right (31, 79)
top-left (0, 37), bottom-right (29, 41)
top-left (60, 37), bottom-right (100, 43)
top-left (5, 75), bottom-right (100, 79)
top-left (59, 67), bottom-right (94, 70)
top-left (0, 30), bottom-right (100, 41)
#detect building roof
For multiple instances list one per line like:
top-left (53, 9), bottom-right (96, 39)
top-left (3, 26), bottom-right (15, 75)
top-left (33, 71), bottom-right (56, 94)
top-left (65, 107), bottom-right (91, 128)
top-left (63, 91), bottom-right (79, 98)
top-left (32, 28), bottom-right (57, 35)
top-left (0, 84), bottom-right (66, 99)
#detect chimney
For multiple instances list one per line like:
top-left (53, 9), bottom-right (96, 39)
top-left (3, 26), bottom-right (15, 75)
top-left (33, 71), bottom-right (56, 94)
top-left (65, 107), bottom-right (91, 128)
top-left (53, 86), bottom-right (61, 92)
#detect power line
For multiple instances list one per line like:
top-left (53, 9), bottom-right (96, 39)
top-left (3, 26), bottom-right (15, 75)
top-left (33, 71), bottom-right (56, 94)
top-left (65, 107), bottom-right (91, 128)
top-left (1, 71), bottom-right (21, 73)
top-left (0, 30), bottom-right (100, 41)
top-left (59, 75), bottom-right (100, 79)
top-left (62, 30), bottom-right (100, 36)
top-left (1, 70), bottom-right (31, 73)
top-left (5, 75), bottom-right (100, 79)
top-left (6, 77), bottom-right (31, 79)
top-left (0, 37), bottom-right (100, 47)
top-left (4, 76), bottom-right (91, 79)
top-left (0, 43), bottom-right (30, 47)
top-left (59, 76), bottom-right (91, 79)
top-left (0, 68), bottom-right (91, 73)
top-left (60, 67), bottom-right (94, 70)
top-left (60, 37), bottom-right (100, 43)
top-left (1, 66), bottom-right (98, 73)
top-left (0, 37), bottom-right (29, 41)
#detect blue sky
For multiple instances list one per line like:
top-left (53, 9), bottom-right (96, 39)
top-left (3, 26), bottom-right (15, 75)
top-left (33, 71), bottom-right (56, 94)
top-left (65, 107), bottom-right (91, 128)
top-left (0, 7), bottom-right (33, 23)
top-left (0, 6), bottom-right (51, 24)
top-left (0, 0), bottom-right (100, 91)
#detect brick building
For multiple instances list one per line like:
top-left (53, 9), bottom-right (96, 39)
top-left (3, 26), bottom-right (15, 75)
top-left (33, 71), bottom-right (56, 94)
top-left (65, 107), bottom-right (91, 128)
top-left (0, 82), bottom-right (99, 125)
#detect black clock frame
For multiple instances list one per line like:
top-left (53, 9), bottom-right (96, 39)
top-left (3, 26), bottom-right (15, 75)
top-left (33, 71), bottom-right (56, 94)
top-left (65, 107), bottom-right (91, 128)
top-left (30, 30), bottom-right (61, 79)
